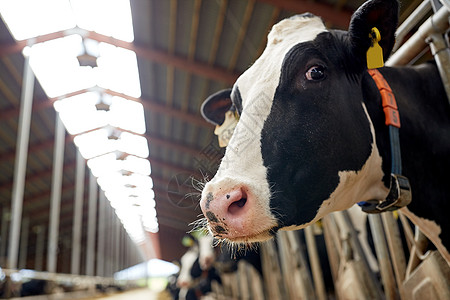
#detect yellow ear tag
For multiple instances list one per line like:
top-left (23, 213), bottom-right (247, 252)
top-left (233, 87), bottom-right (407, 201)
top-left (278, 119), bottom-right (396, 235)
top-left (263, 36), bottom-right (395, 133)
top-left (367, 27), bottom-right (384, 69)
top-left (214, 110), bottom-right (239, 147)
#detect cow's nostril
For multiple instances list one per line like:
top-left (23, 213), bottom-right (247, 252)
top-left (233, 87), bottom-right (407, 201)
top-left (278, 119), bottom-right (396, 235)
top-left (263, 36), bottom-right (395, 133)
top-left (228, 197), bottom-right (247, 214)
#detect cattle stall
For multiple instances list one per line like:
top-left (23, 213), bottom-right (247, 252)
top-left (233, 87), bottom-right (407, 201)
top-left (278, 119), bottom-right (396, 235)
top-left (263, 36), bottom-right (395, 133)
top-left (286, 2), bottom-right (448, 299)
top-left (192, 1), bottom-right (450, 299)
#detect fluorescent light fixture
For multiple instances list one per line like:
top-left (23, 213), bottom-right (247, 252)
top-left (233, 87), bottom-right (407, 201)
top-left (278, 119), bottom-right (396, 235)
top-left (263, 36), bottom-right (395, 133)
top-left (0, 0), bottom-right (75, 41)
top-left (70, 0), bottom-right (134, 42)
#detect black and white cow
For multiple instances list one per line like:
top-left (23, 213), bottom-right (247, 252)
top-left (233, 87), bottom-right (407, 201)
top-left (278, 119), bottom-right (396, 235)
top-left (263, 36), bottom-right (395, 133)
top-left (199, 0), bottom-right (450, 260)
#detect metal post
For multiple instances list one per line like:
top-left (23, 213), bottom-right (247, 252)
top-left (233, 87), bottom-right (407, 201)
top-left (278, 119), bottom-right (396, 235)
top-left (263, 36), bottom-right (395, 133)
top-left (114, 215), bottom-right (121, 272)
top-left (47, 115), bottom-right (65, 273)
top-left (393, 0), bottom-right (431, 51)
top-left (382, 212), bottom-right (407, 299)
top-left (96, 191), bottom-right (106, 277)
top-left (105, 203), bottom-right (112, 277)
top-left (427, 33), bottom-right (450, 103)
top-left (19, 217), bottom-right (29, 269)
top-left (387, 7), bottom-right (449, 66)
top-left (304, 226), bottom-right (327, 300)
top-left (86, 172), bottom-right (98, 276)
top-left (34, 225), bottom-right (45, 271)
top-left (8, 52), bottom-right (35, 270)
top-left (71, 150), bottom-right (85, 275)
top-left (0, 210), bottom-right (10, 266)
top-left (368, 214), bottom-right (397, 300)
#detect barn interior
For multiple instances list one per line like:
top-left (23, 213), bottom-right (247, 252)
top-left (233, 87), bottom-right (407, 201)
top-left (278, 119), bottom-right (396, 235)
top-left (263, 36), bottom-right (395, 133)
top-left (0, 0), bottom-right (449, 299)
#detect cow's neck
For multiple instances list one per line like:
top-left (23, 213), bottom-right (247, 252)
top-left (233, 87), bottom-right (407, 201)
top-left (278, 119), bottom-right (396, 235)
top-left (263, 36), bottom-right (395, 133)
top-left (361, 63), bottom-right (450, 230)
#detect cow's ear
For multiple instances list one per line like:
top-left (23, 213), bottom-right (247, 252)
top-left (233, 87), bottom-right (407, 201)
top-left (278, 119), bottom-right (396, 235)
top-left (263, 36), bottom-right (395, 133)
top-left (201, 89), bottom-right (233, 126)
top-left (348, 0), bottom-right (398, 69)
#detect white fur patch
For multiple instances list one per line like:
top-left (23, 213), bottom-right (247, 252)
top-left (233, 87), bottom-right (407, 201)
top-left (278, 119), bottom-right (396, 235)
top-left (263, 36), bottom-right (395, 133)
top-left (203, 16), bottom-right (328, 241)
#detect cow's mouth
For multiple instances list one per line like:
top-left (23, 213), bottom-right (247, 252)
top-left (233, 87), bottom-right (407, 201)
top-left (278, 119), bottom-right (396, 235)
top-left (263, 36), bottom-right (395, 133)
top-left (210, 225), bottom-right (278, 245)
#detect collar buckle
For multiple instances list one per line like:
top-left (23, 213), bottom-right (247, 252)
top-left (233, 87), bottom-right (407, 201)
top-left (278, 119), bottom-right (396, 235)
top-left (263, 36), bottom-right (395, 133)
top-left (359, 174), bottom-right (412, 213)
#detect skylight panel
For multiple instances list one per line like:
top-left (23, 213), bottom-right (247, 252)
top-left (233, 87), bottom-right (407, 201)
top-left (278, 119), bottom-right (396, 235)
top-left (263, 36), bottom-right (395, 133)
top-left (87, 153), bottom-right (151, 178)
top-left (74, 127), bottom-right (149, 159)
top-left (117, 132), bottom-right (149, 158)
top-left (0, 0), bottom-right (158, 242)
top-left (28, 34), bottom-right (96, 98)
top-left (54, 92), bottom-right (107, 135)
top-left (0, 0), bottom-right (75, 41)
top-left (70, 0), bottom-right (134, 42)
top-left (109, 97), bottom-right (146, 134)
top-left (74, 128), bottom-right (115, 159)
top-left (96, 43), bottom-right (141, 97)
top-left (97, 173), bottom-right (153, 194)
top-left (54, 93), bottom-right (146, 135)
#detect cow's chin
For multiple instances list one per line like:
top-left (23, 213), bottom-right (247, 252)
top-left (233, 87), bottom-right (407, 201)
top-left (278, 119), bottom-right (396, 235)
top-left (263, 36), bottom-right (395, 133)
top-left (208, 225), bottom-right (276, 246)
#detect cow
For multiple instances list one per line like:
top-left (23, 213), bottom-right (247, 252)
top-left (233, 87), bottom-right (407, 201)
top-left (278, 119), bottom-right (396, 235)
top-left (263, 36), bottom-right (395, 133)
top-left (199, 0), bottom-right (450, 262)
top-left (174, 234), bottom-right (221, 300)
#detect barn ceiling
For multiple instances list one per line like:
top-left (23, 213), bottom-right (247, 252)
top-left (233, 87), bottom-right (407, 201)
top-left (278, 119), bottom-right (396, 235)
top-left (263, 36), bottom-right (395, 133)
top-left (0, 0), bottom-right (424, 266)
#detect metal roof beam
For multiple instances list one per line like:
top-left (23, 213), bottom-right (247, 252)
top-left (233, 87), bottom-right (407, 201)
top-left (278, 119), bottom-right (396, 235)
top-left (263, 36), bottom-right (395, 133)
top-left (257, 0), bottom-right (353, 28)
top-left (0, 30), bottom-right (240, 84)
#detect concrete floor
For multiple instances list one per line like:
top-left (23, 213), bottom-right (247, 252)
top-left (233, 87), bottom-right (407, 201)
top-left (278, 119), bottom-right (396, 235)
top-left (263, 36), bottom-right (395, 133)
top-left (84, 288), bottom-right (160, 300)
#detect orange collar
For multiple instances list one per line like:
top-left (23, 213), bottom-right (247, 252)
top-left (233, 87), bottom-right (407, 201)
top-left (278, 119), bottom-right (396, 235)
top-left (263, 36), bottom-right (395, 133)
top-left (358, 69), bottom-right (411, 213)
top-left (368, 69), bottom-right (401, 128)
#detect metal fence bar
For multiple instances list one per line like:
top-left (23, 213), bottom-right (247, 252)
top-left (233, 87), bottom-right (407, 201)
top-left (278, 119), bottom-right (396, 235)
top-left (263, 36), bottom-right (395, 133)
top-left (304, 226), bottom-right (327, 300)
top-left (387, 6), bottom-right (449, 66)
top-left (47, 115), bottom-right (66, 273)
top-left (368, 214), bottom-right (397, 300)
top-left (8, 52), bottom-right (35, 270)
top-left (382, 212), bottom-right (407, 299)
top-left (393, 0), bottom-right (432, 51)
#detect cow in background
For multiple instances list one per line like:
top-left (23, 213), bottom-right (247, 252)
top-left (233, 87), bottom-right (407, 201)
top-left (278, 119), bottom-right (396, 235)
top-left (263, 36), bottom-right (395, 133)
top-left (199, 0), bottom-right (449, 261)
top-left (169, 234), bottom-right (220, 300)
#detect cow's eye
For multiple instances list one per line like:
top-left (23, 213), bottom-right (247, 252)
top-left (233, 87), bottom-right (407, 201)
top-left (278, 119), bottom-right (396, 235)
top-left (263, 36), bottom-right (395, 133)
top-left (305, 65), bottom-right (325, 81)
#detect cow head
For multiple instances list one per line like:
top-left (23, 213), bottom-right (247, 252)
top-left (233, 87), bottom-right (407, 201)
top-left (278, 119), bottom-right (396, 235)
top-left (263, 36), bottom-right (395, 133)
top-left (199, 0), bottom-right (398, 245)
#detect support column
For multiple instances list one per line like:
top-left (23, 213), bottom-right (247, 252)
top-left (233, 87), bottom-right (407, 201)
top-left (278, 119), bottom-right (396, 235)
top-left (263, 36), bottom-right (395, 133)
top-left (105, 202), bottom-right (112, 277)
top-left (114, 215), bottom-right (120, 273)
top-left (71, 150), bottom-right (85, 275)
top-left (85, 172), bottom-right (98, 276)
top-left (47, 115), bottom-right (65, 273)
top-left (8, 52), bottom-right (35, 270)
top-left (34, 225), bottom-right (45, 271)
top-left (0, 210), bottom-right (10, 266)
top-left (19, 217), bottom-right (29, 269)
top-left (96, 191), bottom-right (106, 277)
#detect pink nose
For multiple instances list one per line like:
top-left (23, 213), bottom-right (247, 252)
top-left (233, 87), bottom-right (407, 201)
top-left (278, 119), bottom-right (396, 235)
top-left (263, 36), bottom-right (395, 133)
top-left (200, 187), bottom-right (249, 237)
